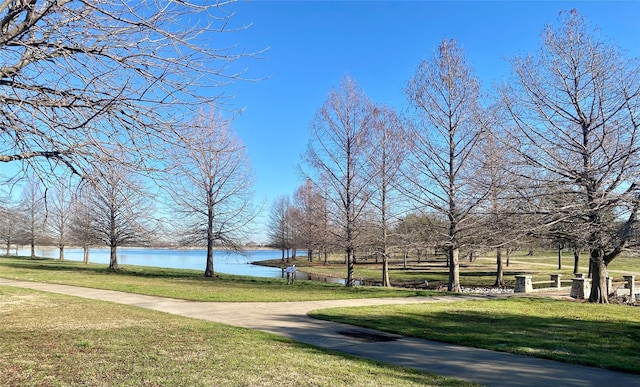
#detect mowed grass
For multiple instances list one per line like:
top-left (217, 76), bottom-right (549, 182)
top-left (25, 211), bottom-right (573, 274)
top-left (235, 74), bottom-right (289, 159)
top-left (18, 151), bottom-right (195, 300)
top-left (3, 253), bottom-right (640, 377)
top-left (263, 249), bottom-right (640, 288)
top-left (0, 287), bottom-right (474, 387)
top-left (0, 256), bottom-right (433, 301)
top-left (309, 297), bottom-right (640, 374)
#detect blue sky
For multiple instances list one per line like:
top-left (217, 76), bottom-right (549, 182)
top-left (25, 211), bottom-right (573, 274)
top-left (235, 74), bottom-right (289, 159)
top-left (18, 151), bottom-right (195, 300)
top-left (215, 1), bottom-right (640, 242)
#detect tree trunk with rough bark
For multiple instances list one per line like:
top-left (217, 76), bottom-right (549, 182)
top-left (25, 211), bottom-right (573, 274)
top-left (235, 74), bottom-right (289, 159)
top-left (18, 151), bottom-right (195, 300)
top-left (382, 255), bottom-right (391, 287)
top-left (109, 244), bottom-right (118, 270)
top-left (448, 247), bottom-right (461, 292)
top-left (346, 247), bottom-right (355, 287)
top-left (495, 247), bottom-right (504, 286)
top-left (557, 245), bottom-right (562, 270)
top-left (589, 251), bottom-right (608, 303)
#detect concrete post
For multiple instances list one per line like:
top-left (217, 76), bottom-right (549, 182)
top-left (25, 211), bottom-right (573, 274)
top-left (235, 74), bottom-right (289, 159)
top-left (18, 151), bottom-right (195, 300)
top-left (570, 277), bottom-right (590, 299)
top-left (623, 275), bottom-right (636, 302)
top-left (606, 276), bottom-right (613, 295)
top-left (515, 275), bottom-right (533, 293)
top-left (550, 274), bottom-right (562, 289)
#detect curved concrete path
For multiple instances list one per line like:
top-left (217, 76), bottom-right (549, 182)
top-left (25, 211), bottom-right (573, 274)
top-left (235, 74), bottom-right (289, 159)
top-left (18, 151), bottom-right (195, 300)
top-left (1, 278), bottom-right (639, 387)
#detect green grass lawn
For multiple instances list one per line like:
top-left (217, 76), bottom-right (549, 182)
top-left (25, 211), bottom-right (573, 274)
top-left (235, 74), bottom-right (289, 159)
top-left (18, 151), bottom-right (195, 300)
top-left (262, 249), bottom-right (640, 289)
top-left (3, 253), bottom-right (640, 377)
top-left (0, 286), bottom-right (474, 387)
top-left (0, 256), bottom-right (433, 301)
top-left (309, 297), bottom-right (640, 374)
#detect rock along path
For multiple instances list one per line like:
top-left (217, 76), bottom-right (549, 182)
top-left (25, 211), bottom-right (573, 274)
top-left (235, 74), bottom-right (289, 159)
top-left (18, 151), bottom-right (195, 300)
top-left (1, 278), bottom-right (639, 387)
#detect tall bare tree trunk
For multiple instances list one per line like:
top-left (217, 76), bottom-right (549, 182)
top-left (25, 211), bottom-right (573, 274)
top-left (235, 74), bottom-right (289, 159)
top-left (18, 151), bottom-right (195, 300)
top-left (83, 244), bottom-right (90, 264)
top-left (448, 247), bottom-right (461, 292)
top-left (589, 257), bottom-right (609, 303)
top-left (573, 247), bottom-right (580, 275)
top-left (346, 247), bottom-right (355, 287)
top-left (589, 251), bottom-right (608, 303)
top-left (59, 246), bottom-right (65, 261)
top-left (382, 254), bottom-right (391, 287)
top-left (495, 247), bottom-right (504, 286)
top-left (204, 246), bottom-right (214, 277)
top-left (109, 244), bottom-right (118, 270)
top-left (557, 245), bottom-right (562, 270)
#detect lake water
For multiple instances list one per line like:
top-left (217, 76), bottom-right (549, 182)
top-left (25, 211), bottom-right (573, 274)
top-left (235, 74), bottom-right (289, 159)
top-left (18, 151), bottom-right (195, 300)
top-left (13, 247), bottom-right (287, 278)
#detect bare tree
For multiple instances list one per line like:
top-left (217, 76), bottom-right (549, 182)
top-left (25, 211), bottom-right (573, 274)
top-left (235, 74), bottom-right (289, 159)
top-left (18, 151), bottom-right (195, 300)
top-left (501, 10), bottom-right (640, 303)
top-left (0, 202), bottom-right (22, 256)
top-left (367, 106), bottom-right (406, 286)
top-left (84, 165), bottom-right (154, 270)
top-left (47, 176), bottom-right (77, 260)
top-left (267, 195), bottom-right (293, 261)
top-left (1, 0), bottom-right (253, 176)
top-left (405, 39), bottom-right (488, 292)
top-left (303, 75), bottom-right (376, 287)
top-left (305, 175), bottom-right (334, 265)
top-left (19, 175), bottom-right (46, 258)
top-left (475, 118), bottom-right (525, 287)
top-left (165, 108), bottom-right (257, 277)
top-left (291, 179), bottom-right (329, 262)
top-left (69, 190), bottom-right (98, 264)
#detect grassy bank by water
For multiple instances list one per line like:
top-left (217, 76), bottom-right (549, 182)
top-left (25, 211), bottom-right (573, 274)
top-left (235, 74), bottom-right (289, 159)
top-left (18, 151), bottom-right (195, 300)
top-left (0, 286), bottom-right (473, 387)
top-left (3, 255), bottom-right (640, 377)
top-left (257, 249), bottom-right (640, 289)
top-left (0, 256), bottom-right (433, 301)
top-left (310, 297), bottom-right (640, 374)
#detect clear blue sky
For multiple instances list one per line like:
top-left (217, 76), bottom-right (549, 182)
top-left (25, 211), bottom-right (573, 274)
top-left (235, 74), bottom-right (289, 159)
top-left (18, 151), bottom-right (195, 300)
top-left (217, 1), bottom-right (640, 242)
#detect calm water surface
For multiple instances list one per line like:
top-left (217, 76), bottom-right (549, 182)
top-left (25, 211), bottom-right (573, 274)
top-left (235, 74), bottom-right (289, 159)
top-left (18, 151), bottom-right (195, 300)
top-left (15, 247), bottom-right (285, 278)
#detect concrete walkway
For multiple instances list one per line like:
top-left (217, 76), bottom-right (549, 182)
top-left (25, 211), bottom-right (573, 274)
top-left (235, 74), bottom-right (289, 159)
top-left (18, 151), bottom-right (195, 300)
top-left (1, 278), bottom-right (639, 387)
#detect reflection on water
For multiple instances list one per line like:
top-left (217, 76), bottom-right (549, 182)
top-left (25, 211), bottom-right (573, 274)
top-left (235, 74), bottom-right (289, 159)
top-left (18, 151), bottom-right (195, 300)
top-left (13, 247), bottom-right (285, 278)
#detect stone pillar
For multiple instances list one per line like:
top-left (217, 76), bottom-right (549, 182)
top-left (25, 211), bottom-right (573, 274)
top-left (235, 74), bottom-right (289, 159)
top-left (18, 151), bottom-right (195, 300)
top-left (515, 275), bottom-right (532, 293)
top-left (606, 276), bottom-right (613, 295)
top-left (550, 274), bottom-right (562, 289)
top-left (570, 277), bottom-right (591, 299)
top-left (624, 275), bottom-right (636, 302)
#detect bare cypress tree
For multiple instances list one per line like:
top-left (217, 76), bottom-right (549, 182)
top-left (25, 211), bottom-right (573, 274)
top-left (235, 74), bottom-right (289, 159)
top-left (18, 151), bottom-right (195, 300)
top-left (405, 39), bottom-right (488, 292)
top-left (303, 75), bottom-right (376, 287)
top-left (0, 202), bottom-right (21, 256)
top-left (84, 165), bottom-right (155, 270)
top-left (69, 191), bottom-right (98, 264)
top-left (19, 175), bottom-right (46, 258)
top-left (165, 108), bottom-right (257, 278)
top-left (47, 176), bottom-right (77, 261)
top-left (501, 10), bottom-right (640, 303)
top-left (291, 180), bottom-right (326, 262)
top-left (267, 195), bottom-right (293, 262)
top-left (470, 103), bottom-right (533, 287)
top-left (367, 106), bottom-right (406, 287)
